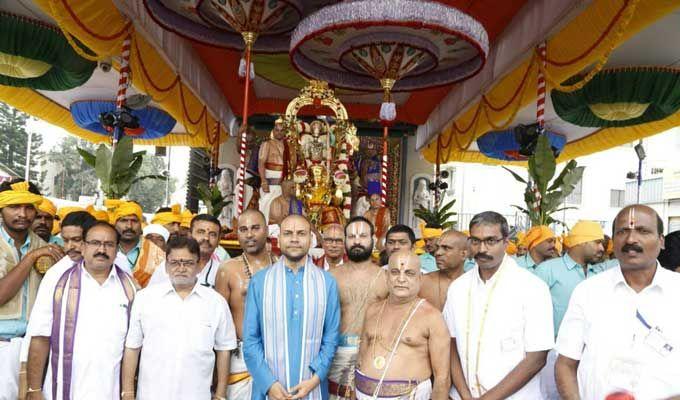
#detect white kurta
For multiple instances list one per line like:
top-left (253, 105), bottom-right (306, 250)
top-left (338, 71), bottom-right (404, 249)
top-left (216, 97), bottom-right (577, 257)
top-left (27, 265), bottom-right (132, 400)
top-left (556, 264), bottom-right (680, 400)
top-left (126, 282), bottom-right (237, 400)
top-left (443, 256), bottom-right (554, 399)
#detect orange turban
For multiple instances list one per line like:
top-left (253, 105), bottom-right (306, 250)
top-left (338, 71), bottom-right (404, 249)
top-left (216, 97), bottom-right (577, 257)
top-left (524, 225), bottom-right (555, 250)
top-left (108, 200), bottom-right (143, 223)
top-left (506, 241), bottom-right (518, 255)
top-left (86, 205), bottom-right (110, 222)
top-left (0, 181), bottom-right (43, 208)
top-left (56, 206), bottom-right (85, 222)
top-left (151, 204), bottom-right (182, 226)
top-left (564, 220), bottom-right (604, 248)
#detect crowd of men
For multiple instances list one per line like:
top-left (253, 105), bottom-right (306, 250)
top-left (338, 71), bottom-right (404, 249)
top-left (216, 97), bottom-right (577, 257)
top-left (0, 177), bottom-right (679, 400)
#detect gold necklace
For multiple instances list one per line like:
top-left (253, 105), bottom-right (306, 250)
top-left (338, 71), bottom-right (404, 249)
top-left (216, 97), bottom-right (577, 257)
top-left (371, 298), bottom-right (418, 370)
top-left (465, 265), bottom-right (507, 397)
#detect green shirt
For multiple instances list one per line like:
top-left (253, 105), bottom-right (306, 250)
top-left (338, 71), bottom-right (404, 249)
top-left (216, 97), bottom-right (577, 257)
top-left (513, 253), bottom-right (539, 272)
top-left (534, 253), bottom-right (612, 335)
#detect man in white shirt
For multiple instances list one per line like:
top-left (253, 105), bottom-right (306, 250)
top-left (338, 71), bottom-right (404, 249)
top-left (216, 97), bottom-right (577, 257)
top-left (556, 205), bottom-right (680, 400)
top-left (443, 211), bottom-right (554, 399)
top-left (121, 235), bottom-right (237, 400)
top-left (148, 214), bottom-right (222, 288)
top-left (25, 221), bottom-right (136, 400)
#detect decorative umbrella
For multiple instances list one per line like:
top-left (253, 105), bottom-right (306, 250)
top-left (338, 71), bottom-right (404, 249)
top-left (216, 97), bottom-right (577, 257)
top-left (551, 66), bottom-right (680, 127)
top-left (291, 0), bottom-right (488, 205)
top-left (0, 12), bottom-right (96, 91)
top-left (70, 100), bottom-right (176, 139)
top-left (476, 124), bottom-right (566, 161)
top-left (144, 0), bottom-right (304, 215)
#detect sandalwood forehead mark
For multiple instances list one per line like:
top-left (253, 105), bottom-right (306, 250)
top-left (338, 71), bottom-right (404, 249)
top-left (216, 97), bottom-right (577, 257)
top-left (628, 207), bottom-right (636, 229)
top-left (348, 222), bottom-right (368, 236)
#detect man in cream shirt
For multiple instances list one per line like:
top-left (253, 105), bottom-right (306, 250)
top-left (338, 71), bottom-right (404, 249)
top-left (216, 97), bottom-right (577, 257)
top-left (121, 235), bottom-right (237, 400)
top-left (556, 205), bottom-right (680, 400)
top-left (443, 211), bottom-right (554, 399)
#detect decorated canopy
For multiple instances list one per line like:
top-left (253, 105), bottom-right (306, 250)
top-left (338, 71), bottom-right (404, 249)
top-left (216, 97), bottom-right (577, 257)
top-left (70, 100), bottom-right (176, 139)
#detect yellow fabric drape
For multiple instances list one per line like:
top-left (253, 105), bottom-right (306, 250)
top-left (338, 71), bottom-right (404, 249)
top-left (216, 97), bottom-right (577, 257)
top-left (18, 0), bottom-right (228, 147)
top-left (423, 0), bottom-right (680, 164)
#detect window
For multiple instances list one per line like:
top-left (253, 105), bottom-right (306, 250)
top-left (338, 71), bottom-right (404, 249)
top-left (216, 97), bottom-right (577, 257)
top-left (610, 189), bottom-right (625, 207)
top-left (566, 179), bottom-right (583, 205)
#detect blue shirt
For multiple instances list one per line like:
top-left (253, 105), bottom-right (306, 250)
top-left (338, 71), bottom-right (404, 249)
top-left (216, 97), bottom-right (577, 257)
top-left (463, 258), bottom-right (476, 272)
top-left (534, 253), bottom-right (612, 335)
top-left (244, 264), bottom-right (340, 400)
top-left (514, 253), bottom-right (539, 272)
top-left (419, 253), bottom-right (438, 273)
top-left (0, 226), bottom-right (32, 338)
top-left (49, 235), bottom-right (64, 246)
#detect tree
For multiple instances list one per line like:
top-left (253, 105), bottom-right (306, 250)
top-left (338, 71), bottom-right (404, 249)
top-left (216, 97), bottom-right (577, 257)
top-left (0, 103), bottom-right (44, 183)
top-left (44, 136), bottom-right (98, 200)
top-left (127, 154), bottom-right (176, 212)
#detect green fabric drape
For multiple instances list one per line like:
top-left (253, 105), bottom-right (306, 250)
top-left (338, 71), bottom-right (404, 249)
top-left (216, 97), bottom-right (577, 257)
top-left (551, 67), bottom-right (680, 127)
top-left (0, 12), bottom-right (96, 91)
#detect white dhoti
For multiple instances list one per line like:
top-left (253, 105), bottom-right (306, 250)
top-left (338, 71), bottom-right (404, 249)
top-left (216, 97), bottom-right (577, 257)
top-left (0, 338), bottom-right (22, 400)
top-left (227, 341), bottom-right (252, 400)
top-left (355, 370), bottom-right (431, 400)
top-left (259, 169), bottom-right (283, 224)
top-left (540, 349), bottom-right (559, 400)
top-left (328, 338), bottom-right (359, 400)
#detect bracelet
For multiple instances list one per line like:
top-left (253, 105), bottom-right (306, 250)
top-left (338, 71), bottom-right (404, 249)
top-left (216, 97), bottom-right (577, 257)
top-left (27, 388), bottom-right (42, 393)
top-left (121, 391), bottom-right (135, 398)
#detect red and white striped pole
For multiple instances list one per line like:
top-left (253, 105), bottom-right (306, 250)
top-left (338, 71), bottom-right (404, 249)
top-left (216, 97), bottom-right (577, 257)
top-left (113, 35), bottom-right (132, 148)
top-left (536, 41), bottom-right (547, 132)
top-left (379, 78), bottom-right (396, 206)
top-left (236, 32), bottom-right (257, 215)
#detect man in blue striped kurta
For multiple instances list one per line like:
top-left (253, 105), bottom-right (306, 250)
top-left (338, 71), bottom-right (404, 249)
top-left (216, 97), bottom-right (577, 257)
top-left (244, 214), bottom-right (340, 400)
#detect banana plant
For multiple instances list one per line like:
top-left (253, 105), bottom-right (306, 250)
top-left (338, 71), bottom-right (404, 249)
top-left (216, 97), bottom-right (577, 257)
top-left (77, 136), bottom-right (166, 200)
top-left (197, 182), bottom-right (232, 218)
top-left (413, 198), bottom-right (457, 230)
top-left (503, 134), bottom-right (584, 227)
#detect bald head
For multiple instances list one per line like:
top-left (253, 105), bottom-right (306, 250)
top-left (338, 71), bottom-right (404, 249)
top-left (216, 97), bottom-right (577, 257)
top-left (435, 230), bottom-right (468, 271)
top-left (386, 249), bottom-right (422, 301)
top-left (237, 209), bottom-right (267, 255)
top-left (280, 214), bottom-right (312, 263)
top-left (612, 204), bottom-right (664, 271)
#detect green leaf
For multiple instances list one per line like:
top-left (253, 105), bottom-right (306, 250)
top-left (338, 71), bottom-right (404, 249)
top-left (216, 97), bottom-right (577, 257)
top-left (548, 160), bottom-right (577, 191)
top-left (77, 147), bottom-right (96, 168)
top-left (531, 135), bottom-right (556, 193)
top-left (111, 136), bottom-right (134, 173)
top-left (502, 166), bottom-right (528, 184)
top-left (94, 144), bottom-right (112, 183)
top-left (560, 166), bottom-right (585, 198)
top-left (511, 205), bottom-right (530, 215)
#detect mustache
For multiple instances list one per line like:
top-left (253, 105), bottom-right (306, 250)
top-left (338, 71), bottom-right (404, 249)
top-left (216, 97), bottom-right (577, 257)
top-left (475, 253), bottom-right (492, 261)
top-left (122, 229), bottom-right (136, 235)
top-left (93, 252), bottom-right (110, 259)
top-left (621, 243), bottom-right (644, 253)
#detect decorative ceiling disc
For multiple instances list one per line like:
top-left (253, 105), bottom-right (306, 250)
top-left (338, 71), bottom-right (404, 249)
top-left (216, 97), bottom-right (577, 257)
top-left (290, 0), bottom-right (489, 91)
top-left (144, 0), bottom-right (303, 51)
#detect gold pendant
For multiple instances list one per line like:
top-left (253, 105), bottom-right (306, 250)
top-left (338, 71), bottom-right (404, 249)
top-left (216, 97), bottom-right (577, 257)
top-left (373, 356), bottom-right (386, 370)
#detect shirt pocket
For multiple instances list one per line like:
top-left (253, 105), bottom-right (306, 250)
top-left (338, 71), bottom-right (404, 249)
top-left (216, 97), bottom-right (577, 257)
top-left (191, 317), bottom-right (216, 354)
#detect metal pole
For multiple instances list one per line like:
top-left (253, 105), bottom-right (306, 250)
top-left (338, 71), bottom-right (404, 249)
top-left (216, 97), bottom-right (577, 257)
top-left (165, 147), bottom-right (171, 205)
top-left (637, 156), bottom-right (643, 203)
top-left (24, 131), bottom-right (32, 181)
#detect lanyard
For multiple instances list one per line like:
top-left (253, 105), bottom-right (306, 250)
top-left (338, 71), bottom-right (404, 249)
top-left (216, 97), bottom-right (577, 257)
top-left (201, 259), bottom-right (214, 288)
top-left (636, 310), bottom-right (652, 330)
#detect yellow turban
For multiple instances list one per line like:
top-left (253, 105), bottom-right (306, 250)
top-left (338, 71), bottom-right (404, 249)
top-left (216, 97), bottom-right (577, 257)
top-left (151, 204), bottom-right (182, 226)
top-left (0, 181), bottom-right (43, 208)
top-left (86, 205), bottom-right (110, 222)
top-left (414, 239), bottom-right (426, 255)
top-left (180, 209), bottom-right (194, 228)
top-left (516, 231), bottom-right (527, 247)
top-left (419, 223), bottom-right (443, 240)
top-left (506, 241), bottom-right (518, 255)
top-left (564, 220), bottom-right (604, 248)
top-left (111, 201), bottom-right (143, 223)
top-left (524, 225), bottom-right (555, 250)
top-left (37, 197), bottom-right (57, 216)
top-left (56, 206), bottom-right (85, 222)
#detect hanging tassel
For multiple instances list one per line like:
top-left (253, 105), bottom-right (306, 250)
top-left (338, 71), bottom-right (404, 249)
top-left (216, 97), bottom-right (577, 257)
top-left (238, 57), bottom-right (255, 80)
top-left (379, 101), bottom-right (396, 127)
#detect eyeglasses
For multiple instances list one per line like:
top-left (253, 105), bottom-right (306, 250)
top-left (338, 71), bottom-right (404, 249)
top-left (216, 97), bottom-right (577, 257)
top-left (85, 240), bottom-right (116, 250)
top-left (468, 237), bottom-right (505, 247)
top-left (167, 259), bottom-right (197, 268)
